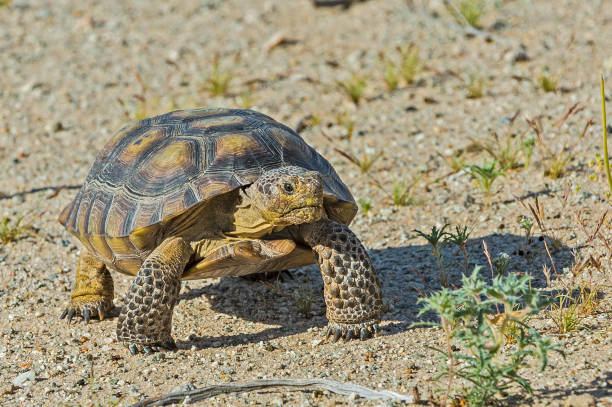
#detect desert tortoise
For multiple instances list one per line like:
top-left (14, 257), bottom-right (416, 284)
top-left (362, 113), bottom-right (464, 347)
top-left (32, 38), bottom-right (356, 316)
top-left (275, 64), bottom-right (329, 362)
top-left (59, 108), bottom-right (383, 354)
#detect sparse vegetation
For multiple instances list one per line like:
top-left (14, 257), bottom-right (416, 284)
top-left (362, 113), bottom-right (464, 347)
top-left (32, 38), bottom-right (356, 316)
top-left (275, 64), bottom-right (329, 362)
top-left (334, 147), bottom-right (382, 174)
top-left (392, 179), bottom-right (419, 206)
top-left (444, 0), bottom-right (487, 28)
top-left (548, 292), bottom-right (583, 334)
top-left (465, 74), bottom-right (486, 99)
top-left (295, 279), bottom-right (313, 318)
top-left (202, 54), bottom-right (233, 96)
top-left (444, 225), bottom-right (471, 274)
top-left (381, 58), bottom-right (399, 91)
top-left (400, 45), bottom-right (421, 85)
top-left (414, 224), bottom-right (450, 286)
top-left (338, 73), bottom-right (367, 104)
top-left (601, 75), bottom-right (612, 197)
top-left (415, 267), bottom-right (562, 406)
top-left (538, 70), bottom-right (558, 92)
top-left (464, 160), bottom-right (505, 199)
top-left (336, 111), bottom-right (356, 141)
top-left (358, 198), bottom-right (372, 215)
top-left (0, 215), bottom-right (33, 244)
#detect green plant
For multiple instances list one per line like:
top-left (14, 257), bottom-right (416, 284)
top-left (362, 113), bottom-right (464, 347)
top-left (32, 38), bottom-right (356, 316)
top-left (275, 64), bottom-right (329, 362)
top-left (492, 252), bottom-right (511, 276)
top-left (526, 105), bottom-right (592, 180)
top-left (392, 180), bottom-right (419, 206)
top-left (382, 59), bottom-right (399, 91)
top-left (470, 132), bottom-right (525, 171)
top-left (444, 0), bottom-right (487, 28)
top-left (548, 292), bottom-right (582, 334)
top-left (202, 55), bottom-right (233, 96)
top-left (334, 148), bottom-right (382, 174)
top-left (414, 224), bottom-right (450, 285)
top-left (0, 215), bottom-right (32, 244)
top-left (358, 198), bottom-right (372, 215)
top-left (336, 111), bottom-right (356, 141)
top-left (400, 45), bottom-right (421, 84)
top-left (295, 279), bottom-right (313, 318)
top-left (522, 137), bottom-right (535, 169)
top-left (601, 75), bottom-right (612, 197)
top-left (465, 75), bottom-right (486, 99)
top-left (415, 267), bottom-right (561, 406)
top-left (464, 160), bottom-right (505, 198)
top-left (337, 73), bottom-right (367, 104)
top-left (445, 225), bottom-right (471, 275)
top-left (519, 216), bottom-right (534, 244)
top-left (539, 71), bottom-right (558, 93)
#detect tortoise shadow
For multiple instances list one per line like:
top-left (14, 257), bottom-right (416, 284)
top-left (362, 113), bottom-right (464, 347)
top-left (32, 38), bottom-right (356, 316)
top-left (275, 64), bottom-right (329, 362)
top-left (177, 232), bottom-right (574, 349)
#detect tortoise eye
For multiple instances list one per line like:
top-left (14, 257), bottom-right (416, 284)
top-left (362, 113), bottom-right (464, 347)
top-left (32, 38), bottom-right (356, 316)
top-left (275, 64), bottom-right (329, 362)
top-left (282, 182), bottom-right (294, 194)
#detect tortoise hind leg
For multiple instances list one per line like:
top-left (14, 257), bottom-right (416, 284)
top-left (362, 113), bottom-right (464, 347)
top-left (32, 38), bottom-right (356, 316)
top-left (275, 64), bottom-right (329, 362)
top-left (116, 236), bottom-right (192, 355)
top-left (60, 251), bottom-right (114, 323)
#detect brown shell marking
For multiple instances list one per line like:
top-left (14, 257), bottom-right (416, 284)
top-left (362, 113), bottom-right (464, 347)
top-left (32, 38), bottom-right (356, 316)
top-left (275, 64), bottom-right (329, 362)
top-left (59, 108), bottom-right (357, 270)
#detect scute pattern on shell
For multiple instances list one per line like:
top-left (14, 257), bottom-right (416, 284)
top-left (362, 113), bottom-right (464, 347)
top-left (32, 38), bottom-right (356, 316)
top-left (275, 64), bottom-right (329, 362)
top-left (59, 108), bottom-right (356, 243)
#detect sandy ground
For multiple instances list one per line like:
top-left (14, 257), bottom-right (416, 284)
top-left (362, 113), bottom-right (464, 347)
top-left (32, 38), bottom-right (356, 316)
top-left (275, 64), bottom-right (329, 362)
top-left (1, 0), bottom-right (611, 406)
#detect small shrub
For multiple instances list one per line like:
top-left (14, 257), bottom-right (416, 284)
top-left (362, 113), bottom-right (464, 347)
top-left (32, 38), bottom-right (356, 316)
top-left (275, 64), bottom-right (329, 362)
top-left (526, 105), bottom-right (592, 180)
top-left (392, 180), bottom-right (419, 206)
top-left (202, 55), bottom-right (233, 96)
top-left (465, 75), bottom-right (486, 99)
top-left (444, 225), bottom-right (471, 275)
top-left (0, 216), bottom-right (32, 244)
top-left (539, 72), bottom-right (558, 93)
top-left (336, 111), bottom-right (356, 141)
top-left (382, 59), bottom-right (399, 91)
top-left (358, 198), bottom-right (372, 215)
top-left (548, 292), bottom-right (583, 334)
top-left (337, 73), bottom-right (367, 105)
top-left (464, 160), bottom-right (505, 198)
top-left (400, 45), bottom-right (421, 84)
top-left (445, 0), bottom-right (487, 28)
top-left (295, 279), bottom-right (313, 318)
top-left (414, 224), bottom-right (450, 285)
top-left (415, 267), bottom-right (562, 406)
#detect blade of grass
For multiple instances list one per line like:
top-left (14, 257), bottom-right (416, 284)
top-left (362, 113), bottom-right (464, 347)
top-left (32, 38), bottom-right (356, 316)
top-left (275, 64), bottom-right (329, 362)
top-left (601, 75), bottom-right (612, 195)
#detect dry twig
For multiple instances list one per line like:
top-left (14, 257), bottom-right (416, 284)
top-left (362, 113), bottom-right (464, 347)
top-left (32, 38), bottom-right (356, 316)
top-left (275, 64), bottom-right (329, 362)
top-left (130, 378), bottom-right (414, 406)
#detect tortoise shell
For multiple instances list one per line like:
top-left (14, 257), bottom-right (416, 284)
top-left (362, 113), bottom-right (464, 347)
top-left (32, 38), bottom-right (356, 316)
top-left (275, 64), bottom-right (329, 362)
top-left (59, 108), bottom-right (357, 273)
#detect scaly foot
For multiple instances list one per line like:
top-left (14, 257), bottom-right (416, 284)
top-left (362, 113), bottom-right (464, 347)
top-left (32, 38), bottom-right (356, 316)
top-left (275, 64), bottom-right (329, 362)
top-left (60, 294), bottom-right (113, 323)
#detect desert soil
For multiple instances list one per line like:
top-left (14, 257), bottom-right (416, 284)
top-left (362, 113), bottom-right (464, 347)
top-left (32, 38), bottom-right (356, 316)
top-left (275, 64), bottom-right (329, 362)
top-left (0, 0), bottom-right (611, 406)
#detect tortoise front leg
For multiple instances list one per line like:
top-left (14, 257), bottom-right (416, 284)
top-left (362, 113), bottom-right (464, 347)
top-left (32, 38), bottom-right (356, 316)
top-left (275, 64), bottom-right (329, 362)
top-left (60, 251), bottom-right (114, 323)
top-left (116, 236), bottom-right (192, 355)
top-left (301, 220), bottom-right (383, 341)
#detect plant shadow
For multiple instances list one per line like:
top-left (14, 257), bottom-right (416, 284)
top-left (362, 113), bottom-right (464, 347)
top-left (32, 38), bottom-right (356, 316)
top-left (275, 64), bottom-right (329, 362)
top-left (177, 232), bottom-right (574, 349)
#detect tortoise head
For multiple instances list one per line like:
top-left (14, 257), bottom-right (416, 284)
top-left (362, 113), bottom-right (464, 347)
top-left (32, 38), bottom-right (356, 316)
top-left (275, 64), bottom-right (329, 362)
top-left (247, 166), bottom-right (324, 226)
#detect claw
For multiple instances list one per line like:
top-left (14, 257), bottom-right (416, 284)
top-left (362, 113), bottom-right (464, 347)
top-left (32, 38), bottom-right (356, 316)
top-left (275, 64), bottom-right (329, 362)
top-left (333, 329), bottom-right (342, 342)
top-left (143, 346), bottom-right (153, 355)
top-left (59, 309), bottom-right (68, 320)
top-left (83, 309), bottom-right (91, 324)
top-left (346, 329), bottom-right (355, 340)
top-left (360, 327), bottom-right (368, 340)
top-left (326, 328), bottom-right (333, 339)
top-left (97, 306), bottom-right (105, 321)
top-left (373, 325), bottom-right (379, 336)
top-left (128, 344), bottom-right (138, 355)
top-left (67, 309), bottom-right (76, 323)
